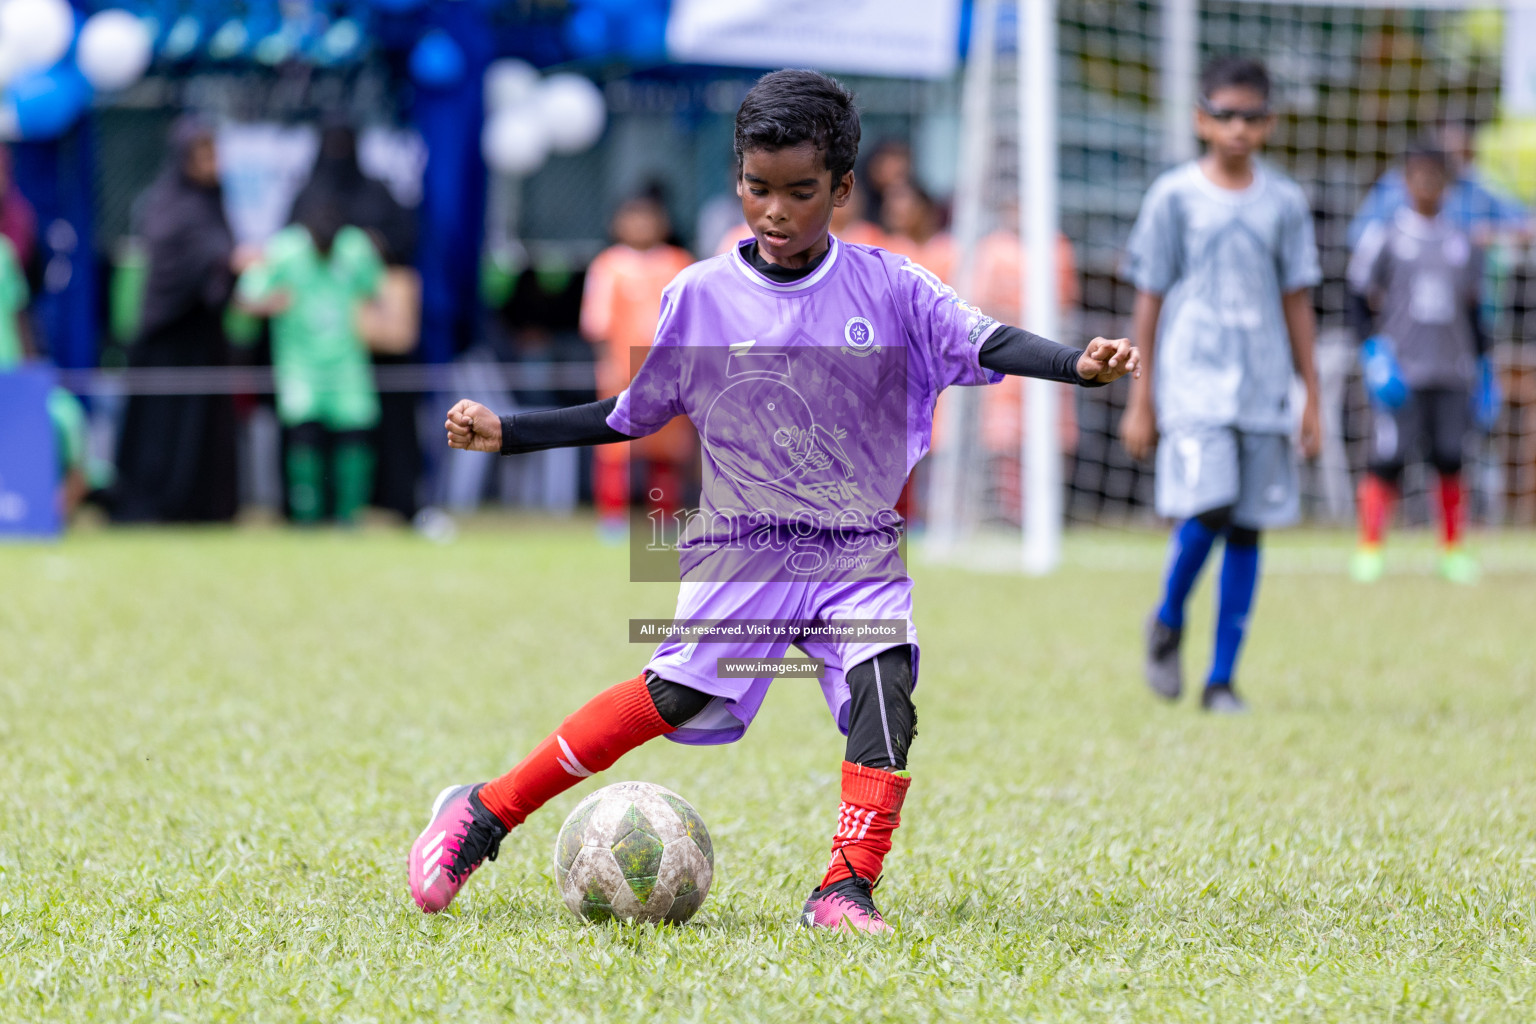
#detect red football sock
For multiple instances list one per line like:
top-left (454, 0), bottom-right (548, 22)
top-left (820, 762), bottom-right (911, 888)
top-left (594, 452), bottom-right (629, 521)
top-left (1358, 475), bottom-right (1396, 546)
top-left (477, 673), bottom-right (671, 830)
top-left (1438, 474), bottom-right (1464, 547)
top-left (645, 460), bottom-right (683, 518)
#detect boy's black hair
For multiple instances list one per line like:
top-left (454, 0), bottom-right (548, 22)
top-left (1200, 56), bottom-right (1271, 103)
top-left (1404, 137), bottom-right (1449, 172)
top-left (734, 69), bottom-right (861, 182)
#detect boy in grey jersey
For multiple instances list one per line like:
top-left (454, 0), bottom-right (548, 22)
top-left (1121, 57), bottom-right (1322, 713)
top-left (1347, 141), bottom-right (1487, 585)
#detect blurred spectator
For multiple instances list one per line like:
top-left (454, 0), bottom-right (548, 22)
top-left (291, 121), bottom-right (422, 521)
top-left (0, 202), bottom-right (86, 517)
top-left (292, 122), bottom-right (416, 265)
top-left (1350, 121), bottom-right (1531, 248)
top-left (581, 193), bottom-right (696, 532)
top-left (831, 182), bottom-right (886, 247)
top-left (236, 203), bottom-right (385, 526)
top-left (0, 148), bottom-right (36, 271)
top-left (923, 199), bottom-right (1082, 530)
top-left (110, 118), bottom-right (242, 523)
top-left (972, 202), bottom-right (1083, 466)
top-left (860, 138), bottom-right (913, 227)
top-left (880, 180), bottom-right (951, 275)
top-left (696, 167), bottom-right (746, 260)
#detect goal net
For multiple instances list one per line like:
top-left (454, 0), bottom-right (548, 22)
top-left (922, 0), bottom-right (1536, 570)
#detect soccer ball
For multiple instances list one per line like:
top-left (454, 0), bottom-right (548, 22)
top-left (553, 781), bottom-right (714, 925)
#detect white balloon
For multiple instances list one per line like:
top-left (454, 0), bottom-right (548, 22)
top-left (484, 59), bottom-right (539, 113)
top-left (77, 10), bottom-right (153, 92)
top-left (0, 0), bottom-right (75, 77)
top-left (0, 42), bottom-right (24, 91)
top-left (481, 109), bottom-right (548, 177)
top-left (536, 73), bottom-right (606, 155)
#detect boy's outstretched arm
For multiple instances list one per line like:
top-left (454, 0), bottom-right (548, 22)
top-left (1119, 290), bottom-right (1162, 461)
top-left (976, 326), bottom-right (1139, 385)
top-left (445, 396), bottom-right (636, 454)
top-left (1282, 288), bottom-right (1322, 459)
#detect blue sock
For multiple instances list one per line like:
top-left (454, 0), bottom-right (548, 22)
top-left (1157, 518), bottom-right (1221, 630)
top-left (1209, 536), bottom-right (1261, 687)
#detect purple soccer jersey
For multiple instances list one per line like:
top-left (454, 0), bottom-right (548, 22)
top-left (608, 236), bottom-right (1003, 742)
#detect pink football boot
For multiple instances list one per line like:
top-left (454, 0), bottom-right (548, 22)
top-left (408, 783), bottom-right (508, 913)
top-left (801, 874), bottom-right (893, 934)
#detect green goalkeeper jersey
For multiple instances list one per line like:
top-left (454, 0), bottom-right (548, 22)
top-left (237, 224), bottom-right (384, 429)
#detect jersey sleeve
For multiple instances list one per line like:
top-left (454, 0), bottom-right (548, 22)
top-left (335, 226), bottom-right (384, 298)
top-left (1346, 220), bottom-right (1389, 295)
top-left (898, 256), bottom-right (1005, 392)
top-left (237, 227), bottom-right (300, 303)
top-left (606, 285), bottom-right (685, 437)
top-left (235, 260), bottom-right (278, 304)
top-left (1123, 178), bottom-right (1183, 295)
top-left (1278, 185), bottom-right (1322, 292)
top-left (1347, 171), bottom-right (1401, 249)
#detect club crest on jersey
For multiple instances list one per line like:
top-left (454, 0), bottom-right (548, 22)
top-left (842, 316), bottom-right (876, 357)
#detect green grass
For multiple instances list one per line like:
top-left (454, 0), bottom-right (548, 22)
top-left (2, 521), bottom-right (1534, 1022)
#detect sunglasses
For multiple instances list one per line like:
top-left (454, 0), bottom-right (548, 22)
top-left (1200, 101), bottom-right (1272, 125)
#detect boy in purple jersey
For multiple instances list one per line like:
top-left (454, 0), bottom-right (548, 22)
top-left (409, 70), bottom-right (1138, 933)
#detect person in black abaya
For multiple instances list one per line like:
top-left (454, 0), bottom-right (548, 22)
top-left (291, 122), bottom-right (421, 521)
top-left (111, 118), bottom-right (242, 523)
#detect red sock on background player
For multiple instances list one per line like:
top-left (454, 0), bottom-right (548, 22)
top-left (1437, 474), bottom-right (1463, 548)
top-left (1358, 475), bottom-right (1396, 547)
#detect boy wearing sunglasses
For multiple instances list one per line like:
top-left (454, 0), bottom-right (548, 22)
top-left (1120, 56), bottom-right (1322, 713)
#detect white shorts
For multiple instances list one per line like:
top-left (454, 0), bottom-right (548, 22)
top-left (1155, 427), bottom-right (1298, 529)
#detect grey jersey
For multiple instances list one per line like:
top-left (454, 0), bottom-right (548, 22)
top-left (1125, 161), bottom-right (1321, 435)
top-left (1347, 208), bottom-right (1482, 390)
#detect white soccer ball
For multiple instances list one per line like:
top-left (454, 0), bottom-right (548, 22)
top-left (554, 781), bottom-right (714, 925)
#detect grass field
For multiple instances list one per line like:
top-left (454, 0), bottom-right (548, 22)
top-left (2, 521), bottom-right (1534, 1022)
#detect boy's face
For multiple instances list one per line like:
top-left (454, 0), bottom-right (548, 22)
top-left (1404, 157), bottom-right (1447, 215)
top-left (1195, 85), bottom-right (1273, 163)
top-left (738, 143), bottom-right (853, 266)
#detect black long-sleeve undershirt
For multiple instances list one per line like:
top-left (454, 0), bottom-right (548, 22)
top-left (978, 325), bottom-right (1101, 386)
top-left (497, 326), bottom-right (1095, 454)
top-left (499, 396), bottom-right (628, 454)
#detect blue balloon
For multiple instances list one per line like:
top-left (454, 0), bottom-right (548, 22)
top-left (410, 30), bottom-right (465, 89)
top-left (10, 66), bottom-right (93, 141)
top-left (370, 0), bottom-right (428, 13)
top-left (571, 0), bottom-right (635, 12)
top-left (622, 10), bottom-right (667, 59)
top-left (564, 7), bottom-right (609, 58)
